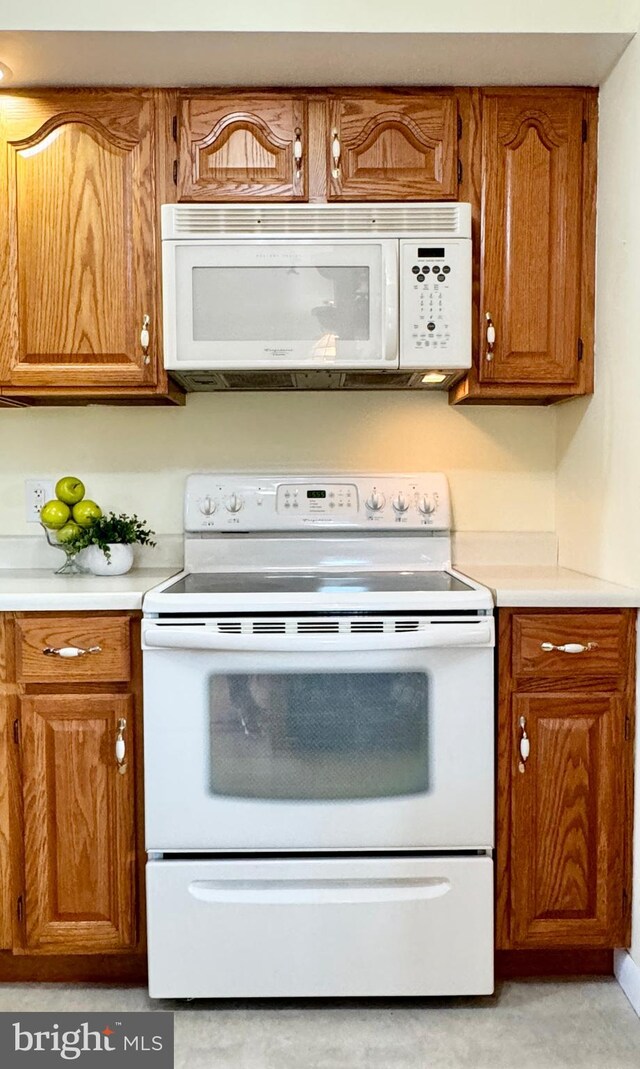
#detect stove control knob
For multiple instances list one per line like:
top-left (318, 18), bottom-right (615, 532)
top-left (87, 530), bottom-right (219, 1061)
top-left (225, 493), bottom-right (244, 513)
top-left (365, 491), bottom-right (386, 512)
top-left (418, 494), bottom-right (437, 516)
top-left (392, 492), bottom-right (410, 513)
top-left (199, 495), bottom-right (216, 516)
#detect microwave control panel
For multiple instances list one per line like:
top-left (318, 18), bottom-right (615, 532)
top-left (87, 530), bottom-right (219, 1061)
top-left (185, 473), bottom-right (451, 531)
top-left (399, 240), bottom-right (472, 370)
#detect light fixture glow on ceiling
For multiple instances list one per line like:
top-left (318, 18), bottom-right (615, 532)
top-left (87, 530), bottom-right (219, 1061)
top-left (0, 62), bottom-right (13, 82)
top-left (421, 372), bottom-right (447, 385)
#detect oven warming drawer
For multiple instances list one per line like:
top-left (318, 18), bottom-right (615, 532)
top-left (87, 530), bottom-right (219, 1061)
top-left (146, 855), bottom-right (493, 998)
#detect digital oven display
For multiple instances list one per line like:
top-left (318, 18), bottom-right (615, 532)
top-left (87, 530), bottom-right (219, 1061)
top-left (307, 490), bottom-right (327, 499)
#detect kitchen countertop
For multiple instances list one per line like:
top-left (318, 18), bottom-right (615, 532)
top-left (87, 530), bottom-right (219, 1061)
top-left (0, 564), bottom-right (638, 612)
top-left (0, 568), bottom-right (179, 611)
top-left (456, 564), bottom-right (640, 608)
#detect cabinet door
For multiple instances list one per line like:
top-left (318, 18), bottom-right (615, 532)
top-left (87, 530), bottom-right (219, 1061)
top-left (328, 91), bottom-right (458, 201)
top-left (0, 91), bottom-right (158, 391)
top-left (479, 91), bottom-right (586, 386)
top-left (178, 94), bottom-right (307, 201)
top-left (20, 693), bottom-right (136, 953)
top-left (508, 692), bottom-right (627, 948)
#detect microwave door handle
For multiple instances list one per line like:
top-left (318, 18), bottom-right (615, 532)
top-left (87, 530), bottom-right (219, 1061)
top-left (142, 623), bottom-right (494, 652)
top-left (384, 242), bottom-right (399, 364)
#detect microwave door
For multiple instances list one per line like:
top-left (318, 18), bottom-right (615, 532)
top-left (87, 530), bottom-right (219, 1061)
top-left (164, 241), bottom-right (398, 371)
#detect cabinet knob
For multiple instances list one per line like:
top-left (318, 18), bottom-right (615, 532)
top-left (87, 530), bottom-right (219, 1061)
top-left (485, 312), bottom-right (496, 361)
top-left (141, 314), bottom-right (151, 364)
top-left (115, 717), bottom-right (127, 774)
top-left (518, 715), bottom-right (530, 774)
top-left (331, 132), bottom-right (341, 179)
top-left (294, 128), bottom-right (303, 177)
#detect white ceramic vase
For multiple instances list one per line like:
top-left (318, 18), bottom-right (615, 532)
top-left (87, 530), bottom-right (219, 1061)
top-left (79, 543), bottom-right (134, 576)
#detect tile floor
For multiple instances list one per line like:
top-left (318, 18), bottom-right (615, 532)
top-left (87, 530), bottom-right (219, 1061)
top-left (0, 979), bottom-right (638, 1068)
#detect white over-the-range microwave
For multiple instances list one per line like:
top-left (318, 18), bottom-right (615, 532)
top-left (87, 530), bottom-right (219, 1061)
top-left (161, 202), bottom-right (472, 391)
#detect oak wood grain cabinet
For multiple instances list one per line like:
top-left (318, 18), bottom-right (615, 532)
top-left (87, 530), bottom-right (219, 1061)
top-left (177, 92), bottom-right (308, 201)
top-left (0, 612), bottom-right (146, 974)
top-left (327, 90), bottom-right (458, 201)
top-left (451, 88), bottom-right (597, 405)
top-left (176, 89), bottom-right (460, 203)
top-left (0, 89), bottom-right (182, 406)
top-left (497, 609), bottom-right (635, 950)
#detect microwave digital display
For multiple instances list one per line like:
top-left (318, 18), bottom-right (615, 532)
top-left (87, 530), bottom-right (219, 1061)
top-left (417, 247), bottom-right (445, 258)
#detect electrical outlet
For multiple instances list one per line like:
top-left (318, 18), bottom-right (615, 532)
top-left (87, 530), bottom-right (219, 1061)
top-left (25, 479), bottom-right (55, 524)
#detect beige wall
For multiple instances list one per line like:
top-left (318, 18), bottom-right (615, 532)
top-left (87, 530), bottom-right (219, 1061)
top-left (556, 32), bottom-right (640, 965)
top-left (556, 31), bottom-right (640, 587)
top-left (0, 393), bottom-right (556, 538)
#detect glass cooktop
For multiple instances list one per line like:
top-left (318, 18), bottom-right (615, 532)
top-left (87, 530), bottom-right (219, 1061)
top-left (163, 571), bottom-right (474, 596)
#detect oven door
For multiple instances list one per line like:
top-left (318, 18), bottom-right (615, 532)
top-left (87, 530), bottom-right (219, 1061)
top-left (142, 618), bottom-right (494, 852)
top-left (162, 240), bottom-right (398, 370)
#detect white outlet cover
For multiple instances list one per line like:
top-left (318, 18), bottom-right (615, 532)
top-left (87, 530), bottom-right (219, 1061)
top-left (25, 479), bottom-right (55, 524)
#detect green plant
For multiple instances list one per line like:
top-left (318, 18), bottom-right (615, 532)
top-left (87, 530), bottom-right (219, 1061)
top-left (69, 512), bottom-right (156, 560)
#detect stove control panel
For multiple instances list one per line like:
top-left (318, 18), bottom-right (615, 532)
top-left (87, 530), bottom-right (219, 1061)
top-left (185, 473), bottom-right (451, 531)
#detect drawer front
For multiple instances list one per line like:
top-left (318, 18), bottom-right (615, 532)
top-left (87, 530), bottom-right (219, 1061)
top-left (16, 616), bottom-right (131, 683)
top-left (146, 856), bottom-right (493, 998)
top-left (512, 612), bottom-right (627, 679)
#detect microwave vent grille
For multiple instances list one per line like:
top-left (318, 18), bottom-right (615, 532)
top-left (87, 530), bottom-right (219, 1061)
top-left (164, 203), bottom-right (469, 238)
top-left (170, 370), bottom-right (461, 392)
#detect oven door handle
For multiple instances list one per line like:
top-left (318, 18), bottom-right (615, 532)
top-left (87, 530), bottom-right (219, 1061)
top-left (142, 622), bottom-right (494, 652)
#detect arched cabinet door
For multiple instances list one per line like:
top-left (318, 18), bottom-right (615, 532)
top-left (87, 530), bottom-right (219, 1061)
top-left (178, 94), bottom-right (308, 201)
top-left (327, 91), bottom-right (458, 201)
top-left (0, 90), bottom-right (159, 392)
top-left (479, 91), bottom-right (586, 387)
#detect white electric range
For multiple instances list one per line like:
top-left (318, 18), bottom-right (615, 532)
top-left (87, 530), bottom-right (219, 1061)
top-left (142, 473), bottom-right (495, 999)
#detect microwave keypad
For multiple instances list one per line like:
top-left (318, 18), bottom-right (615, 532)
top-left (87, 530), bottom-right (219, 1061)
top-left (399, 238), bottom-right (472, 370)
top-left (411, 264), bottom-right (451, 349)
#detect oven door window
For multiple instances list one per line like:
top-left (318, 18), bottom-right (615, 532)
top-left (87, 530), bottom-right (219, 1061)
top-left (208, 672), bottom-right (429, 801)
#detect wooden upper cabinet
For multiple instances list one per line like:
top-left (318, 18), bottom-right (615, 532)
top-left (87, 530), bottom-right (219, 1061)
top-left (327, 91), bottom-right (458, 201)
top-left (0, 90), bottom-right (162, 394)
top-left (479, 90), bottom-right (587, 387)
top-left (19, 692), bottom-right (137, 953)
top-left (178, 93), bottom-right (308, 201)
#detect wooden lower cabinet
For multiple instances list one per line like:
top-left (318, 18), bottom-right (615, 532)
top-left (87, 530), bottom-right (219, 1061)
top-left (497, 609), bottom-right (635, 950)
top-left (0, 612), bottom-right (145, 975)
top-left (20, 693), bottom-right (136, 953)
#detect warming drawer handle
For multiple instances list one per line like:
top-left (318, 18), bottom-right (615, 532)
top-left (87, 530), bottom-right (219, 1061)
top-left (43, 645), bottom-right (102, 658)
top-left (142, 622), bottom-right (494, 652)
top-left (540, 641), bottom-right (598, 654)
top-left (188, 877), bottom-right (452, 906)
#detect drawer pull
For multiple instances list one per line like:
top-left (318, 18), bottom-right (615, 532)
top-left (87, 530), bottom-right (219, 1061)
top-left (115, 718), bottom-right (127, 774)
top-left (540, 641), bottom-right (598, 654)
top-left (518, 715), bottom-right (530, 774)
top-left (43, 645), bottom-right (102, 658)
